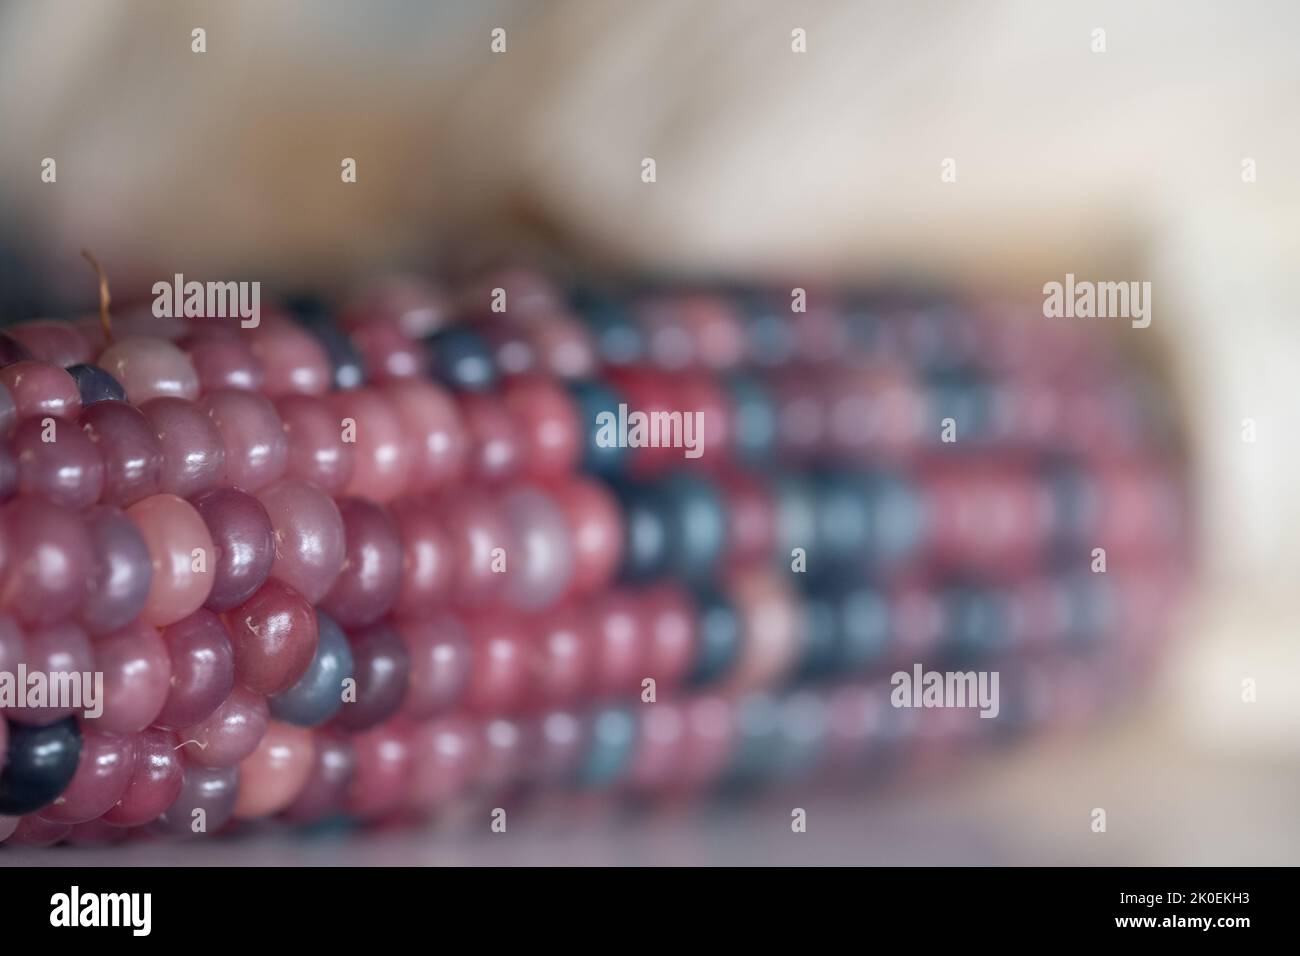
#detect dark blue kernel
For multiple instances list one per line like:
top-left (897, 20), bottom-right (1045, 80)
top-left (725, 374), bottom-right (777, 462)
top-left (687, 587), bottom-right (742, 686)
top-left (0, 716), bottom-right (83, 816)
top-left (836, 585), bottom-right (892, 672)
top-left (659, 473), bottom-right (727, 579)
top-left (572, 291), bottom-right (645, 367)
top-left (794, 592), bottom-right (839, 680)
top-left (616, 482), bottom-right (671, 581)
top-left (721, 692), bottom-right (782, 788)
top-left (579, 706), bottom-right (637, 788)
top-left (65, 363), bottom-right (127, 405)
top-left (292, 311), bottom-right (366, 390)
top-left (269, 610), bottom-right (355, 727)
top-left (569, 379), bottom-right (628, 477)
top-left (425, 327), bottom-right (497, 392)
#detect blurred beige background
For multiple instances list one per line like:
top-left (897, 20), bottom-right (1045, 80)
top-left (0, 0), bottom-right (1296, 863)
